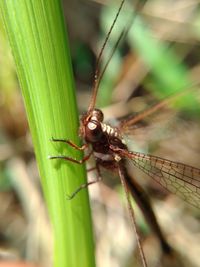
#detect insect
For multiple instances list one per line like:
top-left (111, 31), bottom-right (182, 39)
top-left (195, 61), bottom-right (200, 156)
top-left (50, 1), bottom-right (200, 266)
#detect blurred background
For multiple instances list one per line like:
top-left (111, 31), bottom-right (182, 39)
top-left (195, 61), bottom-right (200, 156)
top-left (0, 0), bottom-right (200, 267)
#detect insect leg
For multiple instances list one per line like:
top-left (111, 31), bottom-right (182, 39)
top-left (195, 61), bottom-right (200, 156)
top-left (51, 137), bottom-right (88, 151)
top-left (124, 169), bottom-right (172, 255)
top-left (48, 151), bottom-right (92, 164)
top-left (67, 163), bottom-right (102, 200)
top-left (87, 166), bottom-right (98, 172)
top-left (111, 146), bottom-right (172, 254)
top-left (117, 162), bottom-right (147, 267)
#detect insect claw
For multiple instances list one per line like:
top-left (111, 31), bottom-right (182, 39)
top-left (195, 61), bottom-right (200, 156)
top-left (48, 155), bottom-right (58, 160)
top-left (66, 193), bottom-right (75, 200)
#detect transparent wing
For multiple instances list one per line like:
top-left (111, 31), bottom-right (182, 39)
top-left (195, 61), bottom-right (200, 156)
top-left (125, 151), bottom-right (200, 208)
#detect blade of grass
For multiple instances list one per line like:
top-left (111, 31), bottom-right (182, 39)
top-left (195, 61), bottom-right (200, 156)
top-left (0, 1), bottom-right (95, 267)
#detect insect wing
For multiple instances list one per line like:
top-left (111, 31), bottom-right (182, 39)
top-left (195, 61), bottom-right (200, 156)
top-left (128, 151), bottom-right (200, 208)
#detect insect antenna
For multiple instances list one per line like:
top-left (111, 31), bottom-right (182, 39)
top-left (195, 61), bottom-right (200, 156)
top-left (88, 0), bottom-right (147, 112)
top-left (98, 0), bottom-right (147, 91)
top-left (94, 28), bottom-right (125, 99)
top-left (88, 0), bottom-right (126, 112)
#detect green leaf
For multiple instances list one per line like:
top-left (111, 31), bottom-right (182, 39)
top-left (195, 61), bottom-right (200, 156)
top-left (0, 1), bottom-right (95, 267)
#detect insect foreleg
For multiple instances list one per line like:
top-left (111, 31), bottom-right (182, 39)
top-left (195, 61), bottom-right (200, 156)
top-left (51, 137), bottom-right (88, 151)
top-left (49, 151), bottom-right (92, 164)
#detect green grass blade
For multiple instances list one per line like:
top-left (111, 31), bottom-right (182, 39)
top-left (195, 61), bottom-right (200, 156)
top-left (0, 1), bottom-right (95, 267)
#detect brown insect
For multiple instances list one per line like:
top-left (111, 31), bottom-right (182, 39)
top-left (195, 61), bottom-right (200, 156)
top-left (49, 1), bottom-right (200, 266)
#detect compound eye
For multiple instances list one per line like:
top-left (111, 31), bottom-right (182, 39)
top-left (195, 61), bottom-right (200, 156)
top-left (86, 121), bottom-right (102, 142)
top-left (92, 109), bottom-right (104, 122)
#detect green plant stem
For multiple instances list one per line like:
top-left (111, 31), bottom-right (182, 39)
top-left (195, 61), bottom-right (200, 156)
top-left (0, 1), bottom-right (95, 267)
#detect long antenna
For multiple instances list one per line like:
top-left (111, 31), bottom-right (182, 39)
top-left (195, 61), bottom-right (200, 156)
top-left (98, 0), bottom-right (146, 91)
top-left (88, 0), bottom-right (146, 112)
top-left (91, 28), bottom-right (126, 106)
top-left (88, 0), bottom-right (126, 112)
